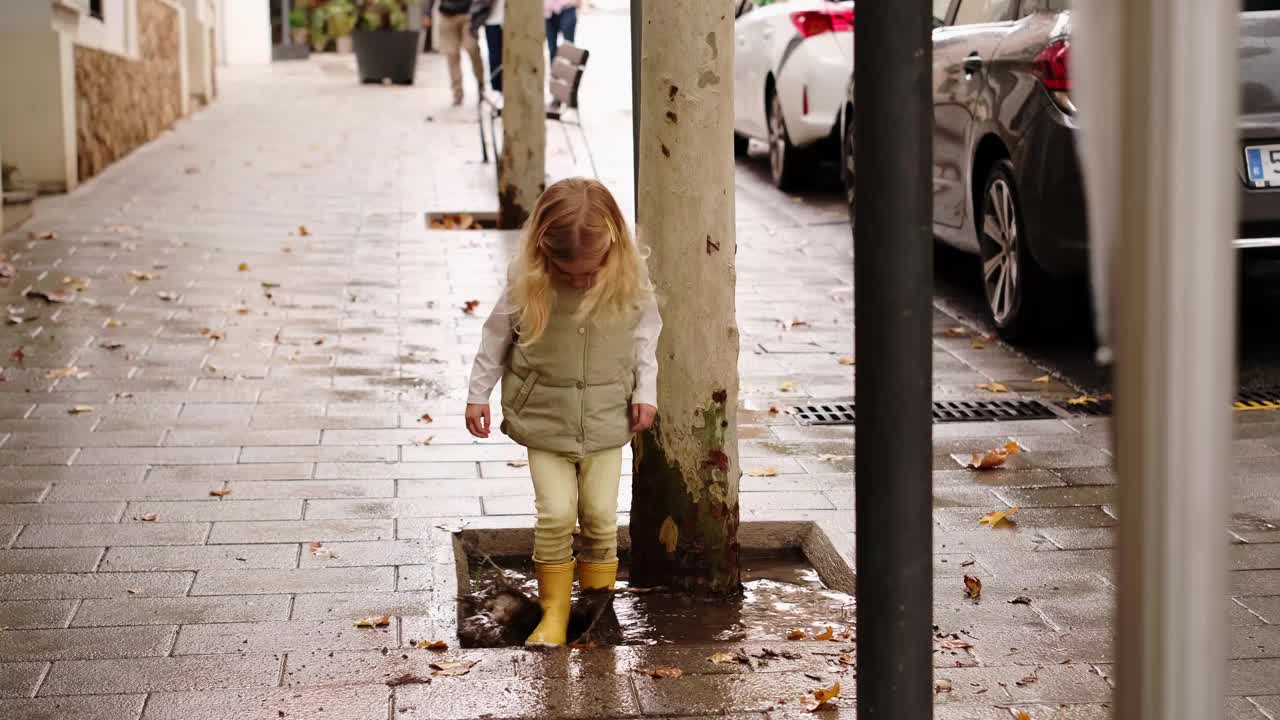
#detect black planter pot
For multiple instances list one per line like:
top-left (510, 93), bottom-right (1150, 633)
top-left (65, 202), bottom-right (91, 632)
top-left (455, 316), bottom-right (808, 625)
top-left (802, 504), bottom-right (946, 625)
top-left (352, 30), bottom-right (423, 85)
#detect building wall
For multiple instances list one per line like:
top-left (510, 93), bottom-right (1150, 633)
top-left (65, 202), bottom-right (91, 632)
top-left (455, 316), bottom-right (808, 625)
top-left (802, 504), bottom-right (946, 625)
top-left (216, 0), bottom-right (270, 65)
top-left (75, 0), bottom-right (138, 58)
top-left (75, 0), bottom-right (185, 181)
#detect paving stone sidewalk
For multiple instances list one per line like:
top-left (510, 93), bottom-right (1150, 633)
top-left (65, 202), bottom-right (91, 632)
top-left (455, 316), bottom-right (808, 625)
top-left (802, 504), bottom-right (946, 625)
top-left (3, 11), bottom-right (1280, 719)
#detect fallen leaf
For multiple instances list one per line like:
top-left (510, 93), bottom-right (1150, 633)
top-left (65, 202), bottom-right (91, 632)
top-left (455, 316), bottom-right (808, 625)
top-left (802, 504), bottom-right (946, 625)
top-left (462, 300), bottom-right (480, 314)
top-left (787, 630), bottom-right (808, 641)
top-left (1016, 671), bottom-right (1040, 687)
top-left (62, 276), bottom-right (91, 291)
top-left (430, 659), bottom-right (479, 677)
top-left (46, 367), bottom-right (82, 379)
top-left (106, 318), bottom-right (124, 328)
top-left (30, 230), bottom-right (57, 241)
top-left (8, 347), bottom-right (24, 367)
top-left (708, 652), bottom-right (738, 664)
top-left (419, 413), bottom-right (434, 423)
top-left (185, 166), bottom-right (200, 174)
top-left (747, 468), bottom-right (778, 477)
top-left (977, 382), bottom-right (1010, 393)
top-left (649, 666), bottom-right (683, 680)
top-left (814, 626), bottom-right (834, 641)
top-left (978, 506), bottom-right (1021, 529)
top-left (944, 327), bottom-right (968, 337)
top-left (1068, 395), bottom-right (1099, 406)
top-left (354, 615), bottom-right (391, 628)
top-left (417, 640), bottom-right (449, 651)
top-left (779, 381), bottom-right (796, 392)
top-left (126, 587), bottom-right (143, 595)
top-left (935, 679), bottom-right (954, 694)
top-left (25, 288), bottom-right (73, 304)
top-left (1014, 712), bottom-right (1032, 720)
top-left (299, 225), bottom-right (311, 236)
top-left (964, 575), bottom-right (982, 601)
top-left (156, 291), bottom-right (178, 302)
top-left (313, 338), bottom-right (325, 346)
top-left (937, 638), bottom-right (974, 651)
top-left (971, 336), bottom-right (986, 350)
top-left (238, 262), bottom-right (250, 272)
top-left (139, 514), bottom-right (158, 522)
top-left (768, 405), bottom-right (781, 416)
top-left (209, 489), bottom-right (232, 497)
top-left (803, 681), bottom-right (841, 711)
top-left (837, 357), bottom-right (855, 366)
top-left (68, 406), bottom-right (94, 415)
top-left (658, 516), bottom-right (679, 554)
top-left (0, 261), bottom-right (14, 278)
top-left (1033, 375), bottom-right (1051, 384)
top-left (415, 435), bottom-right (436, 446)
top-left (385, 673), bottom-right (431, 687)
top-left (967, 440), bottom-right (1022, 470)
top-left (99, 341), bottom-right (124, 350)
top-left (507, 461), bottom-right (528, 468)
top-left (128, 271), bottom-right (155, 281)
top-left (235, 306), bottom-right (251, 315)
top-left (1009, 596), bottom-right (1032, 605)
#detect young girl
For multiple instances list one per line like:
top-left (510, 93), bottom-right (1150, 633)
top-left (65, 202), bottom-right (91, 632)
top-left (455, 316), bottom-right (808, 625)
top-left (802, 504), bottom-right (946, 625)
top-left (465, 177), bottom-right (660, 648)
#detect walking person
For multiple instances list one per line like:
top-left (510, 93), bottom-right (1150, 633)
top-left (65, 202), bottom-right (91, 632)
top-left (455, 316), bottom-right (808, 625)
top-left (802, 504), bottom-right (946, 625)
top-left (544, 0), bottom-right (579, 61)
top-left (471, 0), bottom-right (504, 93)
top-left (465, 177), bottom-right (660, 648)
top-left (426, 0), bottom-right (485, 105)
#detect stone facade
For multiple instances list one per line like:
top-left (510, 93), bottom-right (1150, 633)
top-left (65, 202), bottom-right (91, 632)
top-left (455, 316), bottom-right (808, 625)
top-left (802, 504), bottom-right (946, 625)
top-left (74, 0), bottom-right (184, 181)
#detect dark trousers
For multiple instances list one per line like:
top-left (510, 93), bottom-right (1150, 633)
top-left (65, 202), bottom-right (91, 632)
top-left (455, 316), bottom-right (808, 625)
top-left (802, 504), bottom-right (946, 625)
top-left (545, 7), bottom-right (577, 60)
top-left (484, 24), bottom-right (503, 93)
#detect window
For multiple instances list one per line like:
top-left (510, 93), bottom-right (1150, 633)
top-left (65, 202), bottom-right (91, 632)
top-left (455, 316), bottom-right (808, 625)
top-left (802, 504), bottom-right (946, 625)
top-left (933, 0), bottom-right (954, 26)
top-left (952, 0), bottom-right (1013, 25)
top-left (1018, 0), bottom-right (1068, 17)
top-left (88, 0), bottom-right (104, 20)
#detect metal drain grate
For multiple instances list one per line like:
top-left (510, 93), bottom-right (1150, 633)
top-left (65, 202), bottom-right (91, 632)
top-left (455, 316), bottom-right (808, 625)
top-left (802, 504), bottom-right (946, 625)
top-left (1059, 397), bottom-right (1113, 417)
top-left (790, 399), bottom-right (1060, 426)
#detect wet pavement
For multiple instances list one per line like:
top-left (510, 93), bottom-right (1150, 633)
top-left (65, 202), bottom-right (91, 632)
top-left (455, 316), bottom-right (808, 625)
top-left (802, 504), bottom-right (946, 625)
top-left (1, 4), bottom-right (1280, 718)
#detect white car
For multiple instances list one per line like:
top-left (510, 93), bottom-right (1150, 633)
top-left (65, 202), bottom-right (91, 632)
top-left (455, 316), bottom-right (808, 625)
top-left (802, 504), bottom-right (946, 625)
top-left (733, 0), bottom-right (855, 190)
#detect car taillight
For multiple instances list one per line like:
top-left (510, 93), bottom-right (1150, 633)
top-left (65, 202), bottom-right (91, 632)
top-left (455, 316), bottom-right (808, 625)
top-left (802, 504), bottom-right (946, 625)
top-left (1033, 38), bottom-right (1070, 91)
top-left (791, 5), bottom-right (855, 38)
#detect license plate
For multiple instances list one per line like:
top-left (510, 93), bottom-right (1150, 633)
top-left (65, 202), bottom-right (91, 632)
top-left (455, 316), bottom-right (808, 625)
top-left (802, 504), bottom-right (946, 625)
top-left (1245, 144), bottom-right (1280, 188)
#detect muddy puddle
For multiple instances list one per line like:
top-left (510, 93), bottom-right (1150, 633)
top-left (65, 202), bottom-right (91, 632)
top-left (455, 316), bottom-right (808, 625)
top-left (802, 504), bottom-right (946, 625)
top-left (466, 550), bottom-right (855, 646)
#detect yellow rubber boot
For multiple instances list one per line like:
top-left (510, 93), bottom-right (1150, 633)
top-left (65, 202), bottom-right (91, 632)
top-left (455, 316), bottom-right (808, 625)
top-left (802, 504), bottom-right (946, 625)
top-left (578, 560), bottom-right (618, 591)
top-left (525, 560), bottom-right (575, 648)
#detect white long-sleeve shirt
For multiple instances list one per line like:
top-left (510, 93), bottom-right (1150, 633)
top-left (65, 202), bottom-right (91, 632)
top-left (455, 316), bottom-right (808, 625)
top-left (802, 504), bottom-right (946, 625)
top-left (467, 288), bottom-right (662, 407)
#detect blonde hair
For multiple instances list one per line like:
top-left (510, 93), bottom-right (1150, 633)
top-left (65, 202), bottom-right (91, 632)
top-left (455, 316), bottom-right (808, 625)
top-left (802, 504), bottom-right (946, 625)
top-left (508, 178), bottom-right (651, 346)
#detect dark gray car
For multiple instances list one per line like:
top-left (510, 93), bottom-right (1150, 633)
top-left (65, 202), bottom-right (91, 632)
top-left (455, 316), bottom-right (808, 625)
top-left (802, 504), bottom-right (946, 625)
top-left (842, 0), bottom-right (1280, 339)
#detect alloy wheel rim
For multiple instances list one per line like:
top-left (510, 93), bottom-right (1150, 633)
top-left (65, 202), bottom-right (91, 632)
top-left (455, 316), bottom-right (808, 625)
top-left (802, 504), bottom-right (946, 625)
top-left (769, 96), bottom-right (786, 181)
top-left (981, 178), bottom-right (1019, 325)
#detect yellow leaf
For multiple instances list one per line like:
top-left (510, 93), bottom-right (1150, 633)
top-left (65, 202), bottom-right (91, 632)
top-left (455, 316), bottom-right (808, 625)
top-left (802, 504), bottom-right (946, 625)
top-left (786, 630), bottom-right (807, 641)
top-left (46, 367), bottom-right (82, 379)
top-left (354, 615), bottom-right (391, 628)
top-left (779, 381), bottom-right (796, 392)
top-left (299, 225), bottom-right (311, 236)
top-left (747, 468), bottom-right (778, 477)
top-left (708, 652), bottom-right (737, 664)
top-left (128, 270), bottom-right (155, 281)
top-left (417, 640), bottom-right (449, 650)
top-left (1014, 713), bottom-right (1032, 720)
top-left (964, 575), bottom-right (982, 600)
top-left (971, 336), bottom-right (986, 349)
top-left (1068, 395), bottom-right (1098, 406)
top-left (658, 516), bottom-right (679, 554)
top-left (814, 626), bottom-right (833, 641)
top-left (68, 406), bottom-right (94, 415)
top-left (208, 489), bottom-right (231, 497)
top-left (804, 681), bottom-right (841, 711)
top-left (977, 383), bottom-right (1010, 393)
top-left (967, 441), bottom-right (1021, 470)
top-left (837, 357), bottom-right (855, 366)
top-left (978, 506), bottom-right (1021, 528)
top-left (1033, 375), bottom-right (1051, 384)
top-left (238, 262), bottom-right (250, 272)
top-left (944, 327), bottom-right (968, 337)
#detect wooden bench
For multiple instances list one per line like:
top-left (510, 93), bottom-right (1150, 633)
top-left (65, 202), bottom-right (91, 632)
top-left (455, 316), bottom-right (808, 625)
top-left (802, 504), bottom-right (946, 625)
top-left (478, 42), bottom-right (596, 177)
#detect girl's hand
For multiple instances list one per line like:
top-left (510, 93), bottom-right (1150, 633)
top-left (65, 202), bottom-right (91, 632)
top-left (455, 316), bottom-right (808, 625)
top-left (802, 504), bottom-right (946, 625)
top-left (466, 403), bottom-right (491, 438)
top-left (630, 403), bottom-right (657, 433)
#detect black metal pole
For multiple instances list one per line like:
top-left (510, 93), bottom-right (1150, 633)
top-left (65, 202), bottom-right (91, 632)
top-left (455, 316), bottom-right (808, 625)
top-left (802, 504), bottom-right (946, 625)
top-left (853, 0), bottom-right (933, 717)
top-left (630, 0), bottom-right (642, 213)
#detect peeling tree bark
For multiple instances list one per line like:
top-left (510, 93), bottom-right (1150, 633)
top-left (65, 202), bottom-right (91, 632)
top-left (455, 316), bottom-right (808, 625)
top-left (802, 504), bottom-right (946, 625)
top-left (497, 0), bottom-right (544, 229)
top-left (629, 0), bottom-right (740, 595)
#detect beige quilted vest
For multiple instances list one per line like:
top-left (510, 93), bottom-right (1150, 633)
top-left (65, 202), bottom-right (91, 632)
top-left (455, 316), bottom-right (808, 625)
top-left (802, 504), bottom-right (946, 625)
top-left (500, 288), bottom-right (639, 455)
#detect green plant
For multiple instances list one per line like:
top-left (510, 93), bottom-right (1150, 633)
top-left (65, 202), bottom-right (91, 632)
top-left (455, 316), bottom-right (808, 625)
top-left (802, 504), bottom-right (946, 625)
top-left (358, 0), bottom-right (408, 31)
top-left (325, 0), bottom-right (357, 37)
top-left (310, 5), bottom-right (331, 50)
top-left (289, 7), bottom-right (308, 29)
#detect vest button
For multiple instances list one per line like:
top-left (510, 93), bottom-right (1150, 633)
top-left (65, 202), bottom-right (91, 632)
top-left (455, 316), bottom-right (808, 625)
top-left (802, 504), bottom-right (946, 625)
top-left (576, 381), bottom-right (585, 389)
top-left (577, 327), bottom-right (585, 335)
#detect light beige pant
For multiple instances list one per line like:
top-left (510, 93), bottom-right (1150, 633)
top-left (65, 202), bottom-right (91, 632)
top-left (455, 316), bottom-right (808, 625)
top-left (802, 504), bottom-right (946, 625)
top-left (529, 446), bottom-right (622, 565)
top-left (438, 12), bottom-right (484, 102)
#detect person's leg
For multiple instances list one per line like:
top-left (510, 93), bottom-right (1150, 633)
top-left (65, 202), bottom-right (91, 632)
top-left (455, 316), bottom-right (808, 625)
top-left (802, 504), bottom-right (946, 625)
top-left (575, 446), bottom-right (622, 590)
top-left (545, 12), bottom-right (559, 61)
top-left (440, 14), bottom-right (465, 104)
top-left (525, 448), bottom-right (578, 647)
top-left (560, 6), bottom-right (577, 46)
top-left (485, 24), bottom-right (503, 93)
top-left (462, 27), bottom-right (485, 95)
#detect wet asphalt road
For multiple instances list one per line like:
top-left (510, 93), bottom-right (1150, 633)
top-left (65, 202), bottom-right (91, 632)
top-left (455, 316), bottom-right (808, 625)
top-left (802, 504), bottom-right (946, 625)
top-left (736, 147), bottom-right (1280, 396)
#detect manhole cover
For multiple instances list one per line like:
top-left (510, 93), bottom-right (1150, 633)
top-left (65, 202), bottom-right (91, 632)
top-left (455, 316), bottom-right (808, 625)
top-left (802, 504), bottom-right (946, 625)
top-left (791, 400), bottom-right (1061, 426)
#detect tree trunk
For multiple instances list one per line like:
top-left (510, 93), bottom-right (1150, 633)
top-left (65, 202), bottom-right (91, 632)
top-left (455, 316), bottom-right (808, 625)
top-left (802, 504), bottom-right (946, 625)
top-left (497, 0), bottom-right (544, 229)
top-left (629, 0), bottom-right (740, 595)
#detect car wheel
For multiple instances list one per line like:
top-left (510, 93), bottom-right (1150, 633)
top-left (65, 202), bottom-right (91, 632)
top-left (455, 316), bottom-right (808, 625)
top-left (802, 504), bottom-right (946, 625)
top-left (734, 133), bottom-right (749, 158)
top-left (840, 109), bottom-right (855, 215)
top-left (977, 160), bottom-right (1049, 340)
top-left (767, 91), bottom-right (808, 191)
